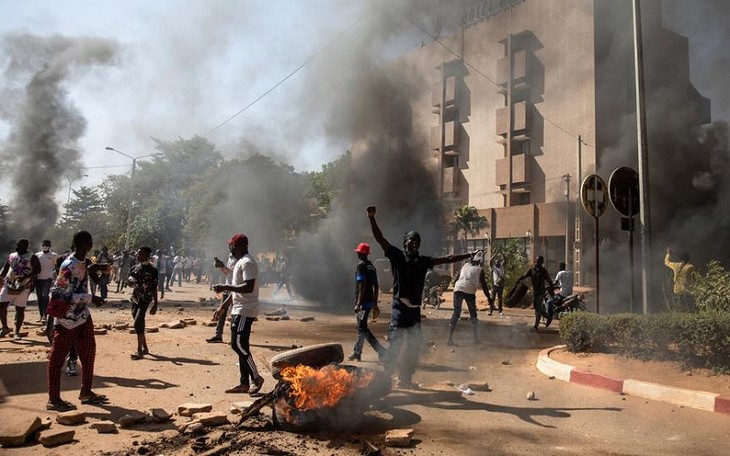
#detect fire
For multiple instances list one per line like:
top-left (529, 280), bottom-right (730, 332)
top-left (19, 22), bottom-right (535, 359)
top-left (280, 364), bottom-right (374, 411)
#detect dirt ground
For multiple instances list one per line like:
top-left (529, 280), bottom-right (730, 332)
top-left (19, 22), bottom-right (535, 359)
top-left (1, 282), bottom-right (728, 455)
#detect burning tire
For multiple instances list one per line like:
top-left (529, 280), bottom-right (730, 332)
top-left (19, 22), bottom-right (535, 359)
top-left (269, 343), bottom-right (344, 379)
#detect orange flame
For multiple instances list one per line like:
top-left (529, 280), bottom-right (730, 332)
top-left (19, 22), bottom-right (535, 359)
top-left (280, 365), bottom-right (374, 411)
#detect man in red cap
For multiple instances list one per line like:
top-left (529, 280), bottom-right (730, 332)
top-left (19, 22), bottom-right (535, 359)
top-left (347, 242), bottom-right (386, 362)
top-left (212, 233), bottom-right (265, 395)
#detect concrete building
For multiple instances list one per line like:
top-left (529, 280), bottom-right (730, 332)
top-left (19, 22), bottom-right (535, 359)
top-left (352, 0), bottom-right (710, 294)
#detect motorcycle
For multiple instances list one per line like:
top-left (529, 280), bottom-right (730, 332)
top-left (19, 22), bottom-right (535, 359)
top-left (542, 291), bottom-right (586, 322)
top-left (422, 285), bottom-right (445, 309)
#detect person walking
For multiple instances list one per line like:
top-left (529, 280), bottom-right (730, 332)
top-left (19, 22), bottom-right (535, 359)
top-left (94, 246), bottom-right (112, 303)
top-left (544, 262), bottom-right (573, 327)
top-left (0, 239), bottom-right (42, 339)
top-left (489, 252), bottom-right (506, 318)
top-left (127, 247), bottom-right (158, 359)
top-left (511, 255), bottom-right (554, 331)
top-left (156, 250), bottom-right (169, 299)
top-left (46, 230), bottom-right (108, 411)
top-left (213, 233), bottom-right (265, 395)
top-left (347, 242), bottom-right (387, 362)
top-left (447, 251), bottom-right (492, 346)
top-left (367, 205), bottom-right (477, 388)
top-left (115, 250), bottom-right (132, 293)
top-left (35, 240), bottom-right (58, 323)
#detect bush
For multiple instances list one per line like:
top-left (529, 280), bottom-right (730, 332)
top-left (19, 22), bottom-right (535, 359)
top-left (559, 311), bottom-right (730, 373)
top-left (691, 260), bottom-right (730, 313)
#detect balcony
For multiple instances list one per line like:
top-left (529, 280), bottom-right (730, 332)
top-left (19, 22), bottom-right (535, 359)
top-left (431, 125), bottom-right (441, 151)
top-left (431, 77), bottom-right (458, 107)
top-left (495, 153), bottom-right (535, 186)
top-left (496, 101), bottom-right (530, 136)
top-left (443, 166), bottom-right (459, 194)
top-left (496, 49), bottom-right (530, 89)
top-left (444, 120), bottom-right (459, 150)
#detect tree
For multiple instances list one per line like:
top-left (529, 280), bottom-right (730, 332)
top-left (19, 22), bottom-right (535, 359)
top-left (448, 205), bottom-right (488, 251)
top-left (59, 186), bottom-right (109, 242)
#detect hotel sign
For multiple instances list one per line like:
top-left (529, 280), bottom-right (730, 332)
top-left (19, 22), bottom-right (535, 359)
top-left (462, 0), bottom-right (525, 27)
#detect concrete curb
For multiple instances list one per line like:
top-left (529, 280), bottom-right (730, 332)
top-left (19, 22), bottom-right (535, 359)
top-left (537, 345), bottom-right (730, 416)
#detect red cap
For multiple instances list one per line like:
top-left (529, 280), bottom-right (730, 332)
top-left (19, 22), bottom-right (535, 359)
top-left (354, 242), bottom-right (370, 255)
top-left (228, 233), bottom-right (249, 246)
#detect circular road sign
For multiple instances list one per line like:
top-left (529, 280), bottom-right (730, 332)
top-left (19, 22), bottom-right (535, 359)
top-left (608, 166), bottom-right (640, 217)
top-left (580, 174), bottom-right (608, 218)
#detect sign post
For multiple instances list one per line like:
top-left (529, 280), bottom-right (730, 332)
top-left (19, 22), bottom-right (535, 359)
top-left (580, 174), bottom-right (607, 314)
top-left (608, 167), bottom-right (640, 313)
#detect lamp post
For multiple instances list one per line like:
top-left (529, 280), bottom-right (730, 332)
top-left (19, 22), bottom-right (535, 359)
top-left (105, 147), bottom-right (161, 250)
top-left (66, 174), bottom-right (89, 205)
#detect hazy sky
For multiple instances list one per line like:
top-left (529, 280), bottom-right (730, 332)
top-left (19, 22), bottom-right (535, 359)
top-left (0, 0), bottom-right (372, 200)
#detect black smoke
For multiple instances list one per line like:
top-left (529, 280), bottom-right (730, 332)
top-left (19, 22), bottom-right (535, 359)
top-left (0, 33), bottom-right (118, 243)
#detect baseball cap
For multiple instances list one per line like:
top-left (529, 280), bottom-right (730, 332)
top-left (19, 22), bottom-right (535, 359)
top-left (354, 242), bottom-right (370, 255)
top-left (228, 233), bottom-right (249, 245)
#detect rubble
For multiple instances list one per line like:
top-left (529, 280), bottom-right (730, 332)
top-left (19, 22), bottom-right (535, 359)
top-left (56, 410), bottom-right (86, 425)
top-left (90, 420), bottom-right (117, 433)
top-left (145, 327), bottom-right (160, 333)
top-left (526, 391), bottom-right (536, 400)
top-left (264, 308), bottom-right (287, 317)
top-left (177, 403), bottom-right (213, 417)
top-left (93, 328), bottom-right (108, 335)
top-left (230, 401), bottom-right (254, 415)
top-left (161, 320), bottom-right (186, 329)
top-left (113, 321), bottom-right (129, 330)
top-left (190, 412), bottom-right (228, 427)
top-left (183, 423), bottom-right (204, 435)
top-left (202, 321), bottom-right (218, 327)
top-left (0, 415), bottom-right (42, 447)
top-left (182, 318), bottom-right (197, 325)
top-left (471, 382), bottom-right (491, 392)
top-left (501, 359), bottom-right (511, 365)
top-left (384, 428), bottom-right (415, 447)
top-left (37, 428), bottom-right (75, 447)
top-left (118, 411), bottom-right (148, 428)
top-left (299, 317), bottom-right (315, 322)
top-left (266, 317), bottom-right (281, 321)
top-left (148, 408), bottom-right (172, 423)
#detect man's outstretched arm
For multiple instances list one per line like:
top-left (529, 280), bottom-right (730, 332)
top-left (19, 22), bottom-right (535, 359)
top-left (367, 206), bottom-right (392, 253)
top-left (433, 251), bottom-right (473, 266)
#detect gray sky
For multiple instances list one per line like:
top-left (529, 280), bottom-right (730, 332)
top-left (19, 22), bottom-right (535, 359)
top-left (0, 0), bottom-right (371, 201)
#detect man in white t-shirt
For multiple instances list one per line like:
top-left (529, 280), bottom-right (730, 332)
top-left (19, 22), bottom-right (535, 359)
top-left (213, 233), bottom-right (265, 395)
top-left (35, 240), bottom-right (59, 323)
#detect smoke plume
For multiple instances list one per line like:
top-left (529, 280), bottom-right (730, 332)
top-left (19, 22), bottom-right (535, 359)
top-left (0, 33), bottom-right (118, 242)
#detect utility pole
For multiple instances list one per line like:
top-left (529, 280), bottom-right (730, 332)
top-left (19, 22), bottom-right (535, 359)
top-left (563, 173), bottom-right (571, 267)
top-left (632, 0), bottom-right (653, 314)
top-left (574, 135), bottom-right (583, 286)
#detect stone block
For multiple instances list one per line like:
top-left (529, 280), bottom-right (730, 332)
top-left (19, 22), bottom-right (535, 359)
top-left (113, 321), bottom-right (129, 330)
top-left (56, 410), bottom-right (86, 426)
top-left (299, 317), bottom-right (315, 322)
top-left (0, 415), bottom-right (42, 447)
top-left (148, 408), bottom-right (171, 423)
top-left (190, 412), bottom-right (228, 427)
top-left (145, 327), bottom-right (159, 333)
top-left (93, 328), bottom-right (108, 335)
top-left (181, 318), bottom-right (197, 325)
top-left (385, 428), bottom-right (415, 447)
top-left (177, 403), bottom-right (213, 417)
top-left (90, 420), bottom-right (117, 433)
top-left (117, 411), bottom-right (148, 428)
top-left (37, 428), bottom-right (75, 447)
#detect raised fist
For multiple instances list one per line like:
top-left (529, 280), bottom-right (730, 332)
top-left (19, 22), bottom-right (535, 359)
top-left (366, 206), bottom-right (376, 217)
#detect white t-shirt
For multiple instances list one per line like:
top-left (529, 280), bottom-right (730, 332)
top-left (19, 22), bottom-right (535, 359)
top-left (554, 270), bottom-right (574, 296)
top-left (454, 262), bottom-right (483, 295)
top-left (230, 254), bottom-right (259, 318)
top-left (36, 250), bottom-right (59, 280)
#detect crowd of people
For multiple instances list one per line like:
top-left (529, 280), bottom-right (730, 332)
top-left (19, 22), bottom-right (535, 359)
top-left (3, 204), bottom-right (695, 411)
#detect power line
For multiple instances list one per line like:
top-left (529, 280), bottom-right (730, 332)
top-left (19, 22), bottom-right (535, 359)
top-left (369, 0), bottom-right (594, 149)
top-left (204, 12), bottom-right (370, 136)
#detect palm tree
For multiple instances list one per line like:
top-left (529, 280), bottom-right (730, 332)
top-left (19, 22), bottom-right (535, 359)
top-left (448, 205), bottom-right (488, 252)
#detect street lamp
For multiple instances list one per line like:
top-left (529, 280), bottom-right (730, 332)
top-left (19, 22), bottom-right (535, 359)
top-left (105, 147), bottom-right (162, 250)
top-left (66, 174), bottom-right (89, 205)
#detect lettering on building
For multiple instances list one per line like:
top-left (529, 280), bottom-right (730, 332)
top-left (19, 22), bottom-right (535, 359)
top-left (462, 0), bottom-right (525, 27)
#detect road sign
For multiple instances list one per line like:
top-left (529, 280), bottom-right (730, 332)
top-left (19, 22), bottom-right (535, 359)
top-left (580, 174), bottom-right (608, 218)
top-left (609, 167), bottom-right (640, 217)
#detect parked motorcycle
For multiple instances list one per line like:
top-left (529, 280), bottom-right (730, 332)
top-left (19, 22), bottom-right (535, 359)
top-left (543, 291), bottom-right (586, 322)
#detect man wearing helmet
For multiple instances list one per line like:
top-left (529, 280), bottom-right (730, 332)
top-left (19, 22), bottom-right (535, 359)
top-left (366, 206), bottom-right (478, 388)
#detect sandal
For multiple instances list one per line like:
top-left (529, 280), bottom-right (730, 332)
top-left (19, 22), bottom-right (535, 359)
top-left (46, 399), bottom-right (77, 412)
top-left (130, 352), bottom-right (143, 360)
top-left (79, 392), bottom-right (109, 405)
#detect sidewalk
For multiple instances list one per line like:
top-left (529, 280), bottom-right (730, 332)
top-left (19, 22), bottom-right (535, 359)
top-left (537, 345), bottom-right (730, 415)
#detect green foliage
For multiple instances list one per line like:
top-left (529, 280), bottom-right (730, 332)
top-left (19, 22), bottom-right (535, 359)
top-left (448, 205), bottom-right (488, 251)
top-left (560, 312), bottom-right (730, 373)
top-left (690, 260), bottom-right (730, 313)
top-left (305, 150), bottom-right (350, 215)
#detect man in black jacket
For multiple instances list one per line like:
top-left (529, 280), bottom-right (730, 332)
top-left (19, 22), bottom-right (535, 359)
top-left (513, 255), bottom-right (554, 331)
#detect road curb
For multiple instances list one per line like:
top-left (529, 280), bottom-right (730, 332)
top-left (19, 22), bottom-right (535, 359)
top-left (537, 345), bottom-right (730, 416)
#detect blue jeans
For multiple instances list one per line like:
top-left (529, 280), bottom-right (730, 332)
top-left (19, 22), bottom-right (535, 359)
top-left (353, 307), bottom-right (385, 357)
top-left (35, 278), bottom-right (53, 317)
top-left (385, 301), bottom-right (422, 382)
top-left (450, 291), bottom-right (478, 328)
